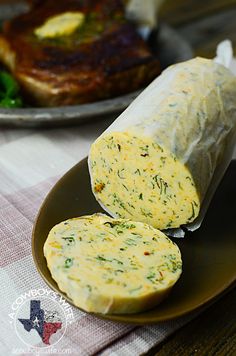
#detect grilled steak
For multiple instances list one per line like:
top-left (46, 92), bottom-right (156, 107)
top-left (0, 0), bottom-right (161, 107)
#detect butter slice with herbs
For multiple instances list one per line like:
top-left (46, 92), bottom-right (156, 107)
top-left (44, 214), bottom-right (182, 314)
top-left (89, 133), bottom-right (199, 230)
top-left (34, 12), bottom-right (85, 39)
top-left (89, 58), bottom-right (236, 230)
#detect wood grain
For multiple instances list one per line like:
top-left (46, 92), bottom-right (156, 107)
top-left (160, 0), bottom-right (236, 25)
top-left (151, 288), bottom-right (236, 355)
top-left (177, 8), bottom-right (236, 57)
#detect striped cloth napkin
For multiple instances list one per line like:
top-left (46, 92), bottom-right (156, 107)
top-left (0, 118), bottom-right (233, 356)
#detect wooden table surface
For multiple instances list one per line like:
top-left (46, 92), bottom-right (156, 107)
top-left (150, 288), bottom-right (236, 355)
top-left (160, 0), bottom-right (236, 58)
top-left (0, 1), bottom-right (235, 355)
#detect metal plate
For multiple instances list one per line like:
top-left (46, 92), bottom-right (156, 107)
top-left (0, 8), bottom-right (193, 127)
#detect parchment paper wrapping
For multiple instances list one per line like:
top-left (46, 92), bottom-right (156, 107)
top-left (181, 40), bottom-right (236, 237)
top-left (89, 42), bottom-right (236, 237)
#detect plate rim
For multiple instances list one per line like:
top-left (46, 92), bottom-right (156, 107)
top-left (32, 157), bottom-right (236, 325)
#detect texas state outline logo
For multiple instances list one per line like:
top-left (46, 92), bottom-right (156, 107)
top-left (18, 299), bottom-right (63, 346)
top-left (9, 288), bottom-right (75, 349)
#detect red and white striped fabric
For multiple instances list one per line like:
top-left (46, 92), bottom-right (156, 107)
top-left (0, 120), bottom-right (233, 355)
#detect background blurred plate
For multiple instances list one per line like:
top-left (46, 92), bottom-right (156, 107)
top-left (0, 14), bottom-right (193, 128)
top-left (32, 158), bottom-right (236, 324)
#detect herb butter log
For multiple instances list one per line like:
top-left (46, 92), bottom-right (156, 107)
top-left (89, 58), bottom-right (236, 229)
top-left (44, 214), bottom-right (182, 314)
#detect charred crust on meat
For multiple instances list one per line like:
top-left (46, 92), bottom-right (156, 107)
top-left (0, 0), bottom-right (161, 106)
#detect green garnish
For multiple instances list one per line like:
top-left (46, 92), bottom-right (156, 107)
top-left (62, 236), bottom-right (75, 245)
top-left (0, 71), bottom-right (23, 108)
top-left (129, 285), bottom-right (142, 294)
top-left (64, 258), bottom-right (73, 268)
top-left (95, 255), bottom-right (112, 262)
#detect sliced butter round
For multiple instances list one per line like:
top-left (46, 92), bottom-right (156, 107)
top-left (89, 132), bottom-right (200, 230)
top-left (44, 213), bottom-right (182, 314)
